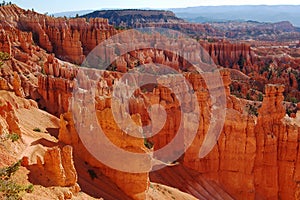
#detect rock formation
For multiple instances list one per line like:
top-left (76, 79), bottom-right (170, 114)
top-left (12, 71), bottom-right (25, 97)
top-left (81, 9), bottom-right (216, 37)
top-left (200, 39), bottom-right (300, 102)
top-left (22, 145), bottom-right (78, 187)
top-left (209, 20), bottom-right (300, 41)
top-left (0, 4), bottom-right (119, 65)
top-left (1, 4), bottom-right (299, 102)
top-left (184, 84), bottom-right (300, 199)
top-left (1, 4), bottom-right (300, 200)
top-left (58, 112), bottom-right (149, 200)
top-left (200, 40), bottom-right (255, 68)
top-left (0, 94), bottom-right (21, 135)
top-left (22, 15), bottom-right (119, 64)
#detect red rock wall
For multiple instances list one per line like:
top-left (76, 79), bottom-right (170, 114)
top-left (1, 5), bottom-right (119, 65)
top-left (58, 111), bottom-right (149, 200)
top-left (184, 84), bottom-right (300, 200)
top-left (36, 46), bottom-right (300, 199)
top-left (200, 40), bottom-right (255, 69)
top-left (0, 95), bottom-right (21, 135)
top-left (2, 5), bottom-right (300, 199)
top-left (22, 145), bottom-right (78, 187)
top-left (19, 15), bottom-right (119, 64)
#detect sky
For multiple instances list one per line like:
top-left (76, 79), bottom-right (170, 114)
top-left (9, 0), bottom-right (300, 13)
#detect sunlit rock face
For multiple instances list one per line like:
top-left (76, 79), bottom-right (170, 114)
top-left (1, 4), bottom-right (300, 200)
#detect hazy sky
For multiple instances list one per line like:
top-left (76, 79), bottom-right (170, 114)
top-left (10, 0), bottom-right (300, 13)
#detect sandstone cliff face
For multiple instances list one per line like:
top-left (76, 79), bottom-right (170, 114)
top-left (0, 29), bottom-right (11, 55)
top-left (184, 84), bottom-right (300, 200)
top-left (41, 63), bottom-right (150, 199)
top-left (254, 85), bottom-right (299, 199)
top-left (58, 112), bottom-right (149, 200)
top-left (0, 5), bottom-right (119, 65)
top-left (2, 4), bottom-right (299, 103)
top-left (36, 52), bottom-right (230, 199)
top-left (22, 145), bottom-right (78, 187)
top-left (3, 54), bottom-right (299, 200)
top-left (0, 94), bottom-right (21, 135)
top-left (19, 13), bottom-right (119, 64)
top-left (2, 5), bottom-right (300, 200)
top-left (0, 90), bottom-right (103, 200)
top-left (0, 7), bottom-right (51, 100)
top-left (33, 28), bottom-right (300, 199)
top-left (200, 39), bottom-right (300, 102)
top-left (0, 90), bottom-right (41, 140)
top-left (200, 40), bottom-right (255, 69)
top-left (0, 13), bottom-right (147, 196)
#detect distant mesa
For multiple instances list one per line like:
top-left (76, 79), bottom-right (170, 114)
top-left (81, 9), bottom-right (185, 28)
top-left (79, 8), bottom-right (300, 41)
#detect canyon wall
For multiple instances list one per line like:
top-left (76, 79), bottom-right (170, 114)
top-left (1, 5), bottom-right (300, 200)
top-left (184, 84), bottom-right (300, 199)
top-left (200, 40), bottom-right (255, 68)
top-left (200, 40), bottom-right (300, 101)
top-left (58, 111), bottom-right (149, 200)
top-left (0, 5), bottom-right (119, 65)
top-left (20, 17), bottom-right (119, 64)
top-left (2, 4), bottom-right (299, 102)
top-left (38, 46), bottom-right (300, 199)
